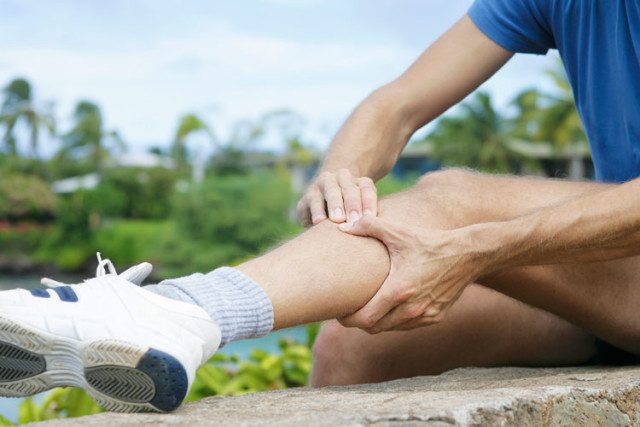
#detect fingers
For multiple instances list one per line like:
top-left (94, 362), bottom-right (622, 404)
top-left (338, 169), bottom-right (362, 223)
top-left (318, 173), bottom-right (346, 223)
top-left (296, 188), bottom-right (326, 227)
top-left (366, 303), bottom-right (426, 333)
top-left (339, 280), bottom-right (398, 329)
top-left (338, 215), bottom-right (397, 245)
top-left (308, 188), bottom-right (327, 225)
top-left (358, 177), bottom-right (377, 217)
top-left (297, 170), bottom-right (377, 227)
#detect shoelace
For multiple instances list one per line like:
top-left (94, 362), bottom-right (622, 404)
top-left (41, 252), bottom-right (117, 288)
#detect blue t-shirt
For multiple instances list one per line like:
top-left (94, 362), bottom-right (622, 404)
top-left (469, 0), bottom-right (640, 183)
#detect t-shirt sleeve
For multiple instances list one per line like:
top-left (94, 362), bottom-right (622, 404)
top-left (468, 0), bottom-right (554, 55)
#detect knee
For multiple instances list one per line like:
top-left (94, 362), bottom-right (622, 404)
top-left (310, 321), bottom-right (367, 387)
top-left (378, 168), bottom-right (479, 228)
top-left (415, 168), bottom-right (476, 194)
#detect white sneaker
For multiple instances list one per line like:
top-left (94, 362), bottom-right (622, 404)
top-left (0, 253), bottom-right (221, 413)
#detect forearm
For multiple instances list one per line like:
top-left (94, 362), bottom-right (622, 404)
top-left (474, 179), bottom-right (640, 269)
top-left (320, 83), bottom-right (414, 180)
top-left (320, 15), bottom-right (513, 181)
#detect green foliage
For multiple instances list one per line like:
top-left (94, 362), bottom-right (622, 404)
top-left (172, 113), bottom-right (215, 167)
top-left (0, 77), bottom-right (55, 158)
top-left (0, 225), bottom-right (50, 258)
top-left (31, 166), bottom-right (176, 271)
top-left (60, 100), bottom-right (125, 172)
top-left (32, 190), bottom-right (101, 270)
top-left (512, 63), bottom-right (587, 151)
top-left (424, 65), bottom-right (586, 173)
top-left (375, 174), bottom-right (416, 197)
top-left (0, 174), bottom-right (57, 221)
top-left (188, 333), bottom-right (313, 399)
top-left (12, 324), bottom-right (318, 425)
top-left (93, 220), bottom-right (172, 267)
top-left (427, 92), bottom-right (532, 174)
top-left (0, 154), bottom-right (48, 179)
top-left (100, 167), bottom-right (177, 219)
top-left (159, 171), bottom-right (299, 275)
top-left (17, 389), bottom-right (102, 424)
top-left (210, 146), bottom-right (249, 176)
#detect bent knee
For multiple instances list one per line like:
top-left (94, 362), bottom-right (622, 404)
top-left (415, 168), bottom-right (476, 192)
top-left (377, 168), bottom-right (481, 228)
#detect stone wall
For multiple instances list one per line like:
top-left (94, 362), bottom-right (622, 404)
top-left (33, 366), bottom-right (640, 426)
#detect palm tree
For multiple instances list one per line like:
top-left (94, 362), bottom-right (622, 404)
top-left (510, 64), bottom-right (587, 151)
top-left (426, 92), bottom-right (530, 173)
top-left (172, 113), bottom-right (217, 167)
top-left (0, 78), bottom-right (55, 157)
top-left (508, 63), bottom-right (588, 179)
top-left (60, 100), bottom-right (125, 173)
top-left (536, 67), bottom-right (587, 150)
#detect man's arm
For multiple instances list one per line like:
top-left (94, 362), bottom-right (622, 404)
top-left (480, 178), bottom-right (640, 266)
top-left (297, 15), bottom-right (514, 226)
top-left (338, 178), bottom-right (640, 332)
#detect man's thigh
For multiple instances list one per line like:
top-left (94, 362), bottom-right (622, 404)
top-left (311, 285), bottom-right (595, 386)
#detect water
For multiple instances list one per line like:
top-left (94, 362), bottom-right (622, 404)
top-left (0, 275), bottom-right (308, 423)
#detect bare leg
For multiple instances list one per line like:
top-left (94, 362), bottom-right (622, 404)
top-left (311, 287), bottom-right (594, 386)
top-left (240, 220), bottom-right (389, 329)
top-left (239, 169), bottom-right (640, 384)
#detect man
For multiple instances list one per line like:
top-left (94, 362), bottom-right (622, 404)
top-left (1, 0), bottom-right (639, 413)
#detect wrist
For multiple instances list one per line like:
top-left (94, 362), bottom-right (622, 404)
top-left (320, 84), bottom-right (415, 181)
top-left (454, 220), bottom-right (528, 273)
top-left (317, 165), bottom-right (363, 178)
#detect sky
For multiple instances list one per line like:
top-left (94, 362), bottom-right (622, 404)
top-left (0, 0), bottom-right (559, 154)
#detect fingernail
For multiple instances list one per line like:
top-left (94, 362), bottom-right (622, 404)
top-left (348, 211), bottom-right (361, 223)
top-left (338, 222), bottom-right (352, 231)
top-left (332, 208), bottom-right (344, 219)
top-left (363, 209), bottom-right (373, 216)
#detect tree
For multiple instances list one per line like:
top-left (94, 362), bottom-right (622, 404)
top-left (60, 101), bottom-right (125, 173)
top-left (426, 92), bottom-right (529, 173)
top-left (511, 63), bottom-right (587, 151)
top-left (536, 67), bottom-right (587, 150)
top-left (0, 78), bottom-right (55, 157)
top-left (172, 113), bottom-right (217, 167)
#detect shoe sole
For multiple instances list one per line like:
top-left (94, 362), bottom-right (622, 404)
top-left (0, 316), bottom-right (188, 412)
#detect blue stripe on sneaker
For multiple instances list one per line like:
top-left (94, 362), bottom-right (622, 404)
top-left (29, 289), bottom-right (50, 298)
top-left (51, 286), bottom-right (78, 302)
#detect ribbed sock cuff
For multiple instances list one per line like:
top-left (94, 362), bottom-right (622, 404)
top-left (147, 268), bottom-right (274, 346)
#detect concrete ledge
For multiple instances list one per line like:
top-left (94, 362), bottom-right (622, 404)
top-left (33, 366), bottom-right (640, 426)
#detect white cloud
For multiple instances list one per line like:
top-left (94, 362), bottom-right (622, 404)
top-left (0, 1), bottom-right (557, 155)
top-left (0, 24), bottom-right (416, 152)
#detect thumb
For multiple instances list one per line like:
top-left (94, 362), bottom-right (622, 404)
top-left (339, 215), bottom-right (397, 243)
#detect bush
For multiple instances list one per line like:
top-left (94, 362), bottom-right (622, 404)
top-left (0, 174), bottom-right (57, 221)
top-left (158, 171), bottom-right (300, 275)
top-left (33, 191), bottom-right (97, 271)
top-left (100, 167), bottom-right (177, 219)
top-left (0, 224), bottom-right (50, 256)
top-left (92, 220), bottom-right (172, 268)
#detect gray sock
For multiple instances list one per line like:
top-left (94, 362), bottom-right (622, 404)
top-left (144, 267), bottom-right (274, 346)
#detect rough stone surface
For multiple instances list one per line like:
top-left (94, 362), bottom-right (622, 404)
top-left (31, 366), bottom-right (640, 426)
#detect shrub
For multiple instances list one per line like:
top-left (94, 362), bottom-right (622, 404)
top-left (158, 171), bottom-right (300, 275)
top-left (100, 167), bottom-right (177, 219)
top-left (0, 174), bottom-right (56, 221)
top-left (92, 220), bottom-right (172, 268)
